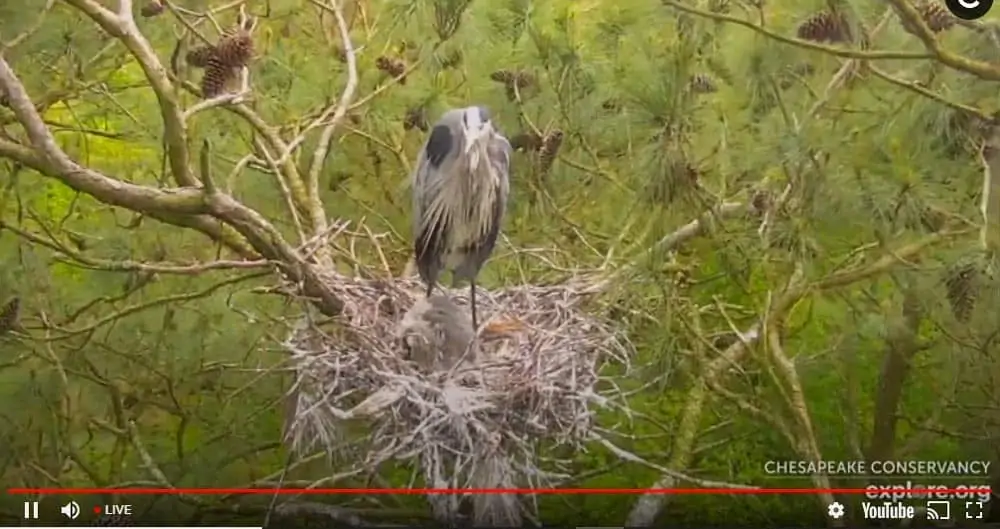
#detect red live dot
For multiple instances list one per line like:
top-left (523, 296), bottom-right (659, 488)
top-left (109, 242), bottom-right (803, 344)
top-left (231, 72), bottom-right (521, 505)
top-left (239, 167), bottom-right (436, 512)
top-left (93, 506), bottom-right (101, 514)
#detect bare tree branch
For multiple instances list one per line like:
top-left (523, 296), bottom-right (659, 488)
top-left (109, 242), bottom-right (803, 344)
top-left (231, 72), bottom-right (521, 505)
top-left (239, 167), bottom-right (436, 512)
top-left (0, 45), bottom-right (344, 314)
top-left (304, 0), bottom-right (360, 265)
top-left (627, 227), bottom-right (967, 526)
top-left (0, 220), bottom-right (269, 274)
top-left (870, 66), bottom-right (992, 121)
top-left (979, 124), bottom-right (1000, 259)
top-left (660, 0), bottom-right (932, 61)
top-left (64, 0), bottom-right (198, 186)
top-left (0, 58), bottom-right (256, 257)
top-left (0, 59), bottom-right (204, 213)
top-left (886, 0), bottom-right (1000, 80)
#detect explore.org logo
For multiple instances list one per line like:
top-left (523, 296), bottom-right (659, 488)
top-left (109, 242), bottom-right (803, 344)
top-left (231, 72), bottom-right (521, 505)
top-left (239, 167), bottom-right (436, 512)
top-left (865, 482), bottom-right (992, 503)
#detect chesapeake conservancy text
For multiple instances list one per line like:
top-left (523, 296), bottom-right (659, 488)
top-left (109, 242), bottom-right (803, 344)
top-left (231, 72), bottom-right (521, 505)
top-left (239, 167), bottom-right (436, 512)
top-left (764, 460), bottom-right (991, 475)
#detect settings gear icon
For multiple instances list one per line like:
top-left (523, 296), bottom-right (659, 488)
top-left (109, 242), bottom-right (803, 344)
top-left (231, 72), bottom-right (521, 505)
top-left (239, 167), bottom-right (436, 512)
top-left (827, 501), bottom-right (846, 519)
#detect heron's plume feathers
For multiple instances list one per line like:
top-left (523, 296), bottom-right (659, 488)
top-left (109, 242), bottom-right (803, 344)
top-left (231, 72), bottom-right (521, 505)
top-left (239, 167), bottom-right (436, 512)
top-left (416, 147), bottom-right (499, 246)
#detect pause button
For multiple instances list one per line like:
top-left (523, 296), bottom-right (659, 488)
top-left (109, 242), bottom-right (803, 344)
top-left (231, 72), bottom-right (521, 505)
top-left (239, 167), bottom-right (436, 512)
top-left (23, 501), bottom-right (39, 519)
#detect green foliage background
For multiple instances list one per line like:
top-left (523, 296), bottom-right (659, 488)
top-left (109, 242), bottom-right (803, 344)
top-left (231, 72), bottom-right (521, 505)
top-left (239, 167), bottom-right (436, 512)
top-left (1, 0), bottom-right (999, 525)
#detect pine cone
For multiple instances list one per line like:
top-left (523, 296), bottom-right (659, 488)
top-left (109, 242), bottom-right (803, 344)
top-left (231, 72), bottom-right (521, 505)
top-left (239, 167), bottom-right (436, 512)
top-left (438, 49), bottom-right (463, 69)
top-left (920, 2), bottom-right (955, 32)
top-left (689, 73), bottom-right (718, 94)
top-left (904, 1), bottom-right (956, 33)
top-left (538, 130), bottom-right (564, 174)
top-left (214, 32), bottom-right (254, 69)
top-left (673, 268), bottom-right (692, 288)
top-left (750, 189), bottom-right (772, 216)
top-left (793, 63), bottom-right (816, 76)
top-left (918, 205), bottom-right (948, 232)
top-left (704, 57), bottom-right (736, 87)
top-left (333, 45), bottom-right (348, 63)
top-left (403, 107), bottom-right (428, 132)
top-left (328, 170), bottom-right (352, 192)
top-left (200, 55), bottom-right (236, 98)
top-left (679, 162), bottom-right (700, 186)
top-left (397, 39), bottom-right (420, 60)
top-left (185, 46), bottom-right (215, 68)
top-left (489, 69), bottom-right (517, 84)
top-left (140, 0), bottom-right (165, 17)
top-left (0, 297), bottom-right (19, 334)
top-left (375, 56), bottom-right (407, 84)
top-left (491, 69), bottom-right (535, 101)
top-left (797, 11), bottom-right (851, 43)
top-left (708, 0), bottom-right (731, 13)
top-left (944, 261), bottom-right (980, 322)
top-left (509, 132), bottom-right (544, 152)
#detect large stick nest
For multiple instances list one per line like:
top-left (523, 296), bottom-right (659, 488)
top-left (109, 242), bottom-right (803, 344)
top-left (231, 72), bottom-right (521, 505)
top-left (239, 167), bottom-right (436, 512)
top-left (282, 270), bottom-right (633, 525)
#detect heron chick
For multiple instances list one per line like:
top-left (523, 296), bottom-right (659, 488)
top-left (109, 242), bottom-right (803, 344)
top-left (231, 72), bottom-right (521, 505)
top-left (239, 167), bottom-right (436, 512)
top-left (398, 294), bottom-right (475, 372)
top-left (412, 106), bottom-right (512, 330)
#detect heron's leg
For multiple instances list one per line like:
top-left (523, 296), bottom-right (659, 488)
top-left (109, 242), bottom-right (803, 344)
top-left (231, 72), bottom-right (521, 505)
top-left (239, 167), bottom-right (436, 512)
top-left (425, 282), bottom-right (434, 298)
top-left (469, 280), bottom-right (478, 331)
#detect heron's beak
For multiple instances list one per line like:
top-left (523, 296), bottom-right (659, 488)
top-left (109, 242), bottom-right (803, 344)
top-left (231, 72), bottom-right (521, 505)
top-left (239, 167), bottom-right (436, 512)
top-left (464, 124), bottom-right (490, 153)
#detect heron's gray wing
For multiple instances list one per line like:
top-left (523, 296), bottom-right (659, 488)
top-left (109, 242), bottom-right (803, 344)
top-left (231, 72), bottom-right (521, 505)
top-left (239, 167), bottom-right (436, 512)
top-left (425, 124), bottom-right (453, 168)
top-left (415, 215), bottom-right (447, 286)
top-left (413, 125), bottom-right (456, 286)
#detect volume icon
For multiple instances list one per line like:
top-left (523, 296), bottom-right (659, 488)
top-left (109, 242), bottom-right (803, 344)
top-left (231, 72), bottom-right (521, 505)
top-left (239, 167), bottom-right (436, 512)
top-left (23, 501), bottom-right (39, 519)
top-left (60, 500), bottom-right (80, 519)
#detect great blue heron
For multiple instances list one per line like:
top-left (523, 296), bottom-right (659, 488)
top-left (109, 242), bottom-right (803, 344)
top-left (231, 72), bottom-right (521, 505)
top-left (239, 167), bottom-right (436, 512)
top-left (412, 106), bottom-right (511, 330)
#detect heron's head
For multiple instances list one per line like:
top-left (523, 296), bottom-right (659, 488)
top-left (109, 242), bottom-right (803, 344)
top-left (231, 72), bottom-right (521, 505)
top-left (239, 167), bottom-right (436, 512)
top-left (460, 106), bottom-right (495, 154)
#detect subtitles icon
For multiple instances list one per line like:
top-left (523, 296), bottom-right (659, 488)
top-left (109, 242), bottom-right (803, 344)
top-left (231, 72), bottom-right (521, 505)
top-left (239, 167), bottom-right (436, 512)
top-left (926, 501), bottom-right (951, 520)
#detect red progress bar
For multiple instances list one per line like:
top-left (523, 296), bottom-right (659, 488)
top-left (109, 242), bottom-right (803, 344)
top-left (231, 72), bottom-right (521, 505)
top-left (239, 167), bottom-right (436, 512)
top-left (6, 487), bottom-right (992, 495)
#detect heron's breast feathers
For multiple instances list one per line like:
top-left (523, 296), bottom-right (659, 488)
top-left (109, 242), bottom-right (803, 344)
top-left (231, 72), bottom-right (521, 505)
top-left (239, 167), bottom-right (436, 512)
top-left (414, 132), bottom-right (508, 278)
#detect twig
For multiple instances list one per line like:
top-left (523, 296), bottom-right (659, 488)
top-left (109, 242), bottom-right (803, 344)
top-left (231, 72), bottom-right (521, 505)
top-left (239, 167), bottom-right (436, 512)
top-left (885, 0), bottom-right (1000, 81)
top-left (979, 126), bottom-right (1000, 259)
top-left (304, 0), bottom-right (360, 264)
top-left (126, 420), bottom-right (205, 505)
top-left (1, 0), bottom-right (56, 50)
top-left (0, 57), bottom-right (207, 214)
top-left (869, 66), bottom-right (990, 120)
top-left (63, 0), bottom-right (197, 186)
top-left (43, 272), bottom-right (269, 338)
top-left (660, 0), bottom-right (932, 61)
top-left (0, 221), bottom-right (269, 274)
top-left (590, 434), bottom-right (757, 490)
top-left (182, 68), bottom-right (252, 120)
top-left (253, 135), bottom-right (307, 244)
